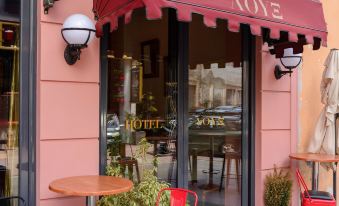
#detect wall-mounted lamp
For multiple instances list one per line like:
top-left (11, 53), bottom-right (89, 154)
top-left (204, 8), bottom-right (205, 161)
top-left (61, 14), bottom-right (96, 65)
top-left (274, 48), bottom-right (302, 79)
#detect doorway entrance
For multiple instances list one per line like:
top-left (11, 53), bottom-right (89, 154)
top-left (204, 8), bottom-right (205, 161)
top-left (100, 8), bottom-right (255, 206)
top-left (186, 14), bottom-right (243, 205)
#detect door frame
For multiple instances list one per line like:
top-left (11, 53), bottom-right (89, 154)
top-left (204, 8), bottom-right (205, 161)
top-left (99, 24), bottom-right (110, 175)
top-left (19, 0), bottom-right (37, 205)
top-left (168, 10), bottom-right (189, 188)
top-left (241, 25), bottom-right (256, 206)
top-left (99, 9), bottom-right (256, 206)
top-left (168, 11), bottom-right (256, 205)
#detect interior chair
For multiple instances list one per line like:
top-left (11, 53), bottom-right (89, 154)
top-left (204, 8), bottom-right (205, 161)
top-left (168, 141), bottom-right (201, 184)
top-left (156, 188), bottom-right (198, 206)
top-left (167, 138), bottom-right (177, 183)
top-left (296, 169), bottom-right (336, 206)
top-left (0, 196), bottom-right (26, 206)
top-left (0, 165), bottom-right (6, 196)
top-left (218, 137), bottom-right (241, 192)
top-left (117, 156), bottom-right (140, 183)
top-left (117, 144), bottom-right (140, 183)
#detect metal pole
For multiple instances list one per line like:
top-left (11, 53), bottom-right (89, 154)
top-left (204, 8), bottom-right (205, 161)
top-left (334, 114), bottom-right (338, 197)
top-left (86, 196), bottom-right (96, 206)
top-left (334, 163), bottom-right (337, 197)
top-left (312, 162), bottom-right (319, 190)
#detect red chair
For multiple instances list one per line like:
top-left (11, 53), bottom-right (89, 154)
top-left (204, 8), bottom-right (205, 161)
top-left (155, 188), bottom-right (198, 206)
top-left (296, 169), bottom-right (336, 206)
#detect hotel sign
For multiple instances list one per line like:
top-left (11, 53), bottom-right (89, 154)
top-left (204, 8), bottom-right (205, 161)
top-left (233, 0), bottom-right (283, 20)
top-left (125, 117), bottom-right (226, 130)
top-left (195, 117), bottom-right (225, 127)
top-left (125, 120), bottom-right (161, 130)
top-left (175, 0), bottom-right (284, 20)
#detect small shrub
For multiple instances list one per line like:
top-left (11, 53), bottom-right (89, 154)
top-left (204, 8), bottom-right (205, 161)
top-left (264, 167), bottom-right (292, 206)
top-left (97, 138), bottom-right (170, 206)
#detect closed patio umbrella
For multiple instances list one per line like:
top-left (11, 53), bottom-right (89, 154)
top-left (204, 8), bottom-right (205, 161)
top-left (308, 49), bottom-right (339, 163)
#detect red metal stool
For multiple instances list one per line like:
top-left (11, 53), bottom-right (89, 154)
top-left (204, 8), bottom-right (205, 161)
top-left (156, 188), bottom-right (198, 206)
top-left (296, 169), bottom-right (336, 206)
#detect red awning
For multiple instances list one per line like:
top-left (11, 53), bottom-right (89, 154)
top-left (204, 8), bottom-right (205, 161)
top-left (93, 0), bottom-right (327, 47)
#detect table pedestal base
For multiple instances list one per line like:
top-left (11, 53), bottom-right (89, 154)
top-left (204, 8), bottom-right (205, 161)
top-left (312, 162), bottom-right (319, 191)
top-left (86, 196), bottom-right (96, 206)
top-left (199, 183), bottom-right (219, 191)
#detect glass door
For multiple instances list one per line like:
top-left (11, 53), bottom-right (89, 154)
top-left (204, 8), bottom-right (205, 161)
top-left (0, 16), bottom-right (21, 204)
top-left (102, 8), bottom-right (253, 206)
top-left (186, 14), bottom-right (243, 206)
top-left (104, 8), bottom-right (179, 186)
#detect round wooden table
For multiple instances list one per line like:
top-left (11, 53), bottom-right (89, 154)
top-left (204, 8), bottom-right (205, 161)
top-left (49, 175), bottom-right (133, 206)
top-left (289, 153), bottom-right (339, 192)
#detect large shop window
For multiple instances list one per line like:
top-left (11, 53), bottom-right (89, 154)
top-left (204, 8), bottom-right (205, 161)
top-left (0, 2), bottom-right (21, 201)
top-left (105, 9), bottom-right (177, 185)
top-left (104, 8), bottom-right (244, 206)
top-left (187, 14), bottom-right (242, 205)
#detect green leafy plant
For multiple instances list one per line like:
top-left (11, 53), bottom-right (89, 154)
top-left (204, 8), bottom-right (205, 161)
top-left (134, 137), bottom-right (151, 162)
top-left (264, 167), bottom-right (292, 206)
top-left (97, 138), bottom-right (170, 206)
top-left (98, 164), bottom-right (133, 206)
top-left (107, 135), bottom-right (122, 159)
top-left (132, 167), bottom-right (169, 206)
top-left (138, 92), bottom-right (158, 119)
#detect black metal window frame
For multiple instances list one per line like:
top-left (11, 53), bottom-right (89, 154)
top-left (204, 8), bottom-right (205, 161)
top-left (19, 0), bottom-right (37, 205)
top-left (99, 9), bottom-right (256, 206)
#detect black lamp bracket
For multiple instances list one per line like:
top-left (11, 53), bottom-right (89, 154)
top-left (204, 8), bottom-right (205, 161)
top-left (44, 0), bottom-right (59, 14)
top-left (61, 28), bottom-right (95, 65)
top-left (274, 65), bottom-right (293, 80)
top-left (274, 55), bottom-right (302, 80)
top-left (64, 44), bottom-right (88, 65)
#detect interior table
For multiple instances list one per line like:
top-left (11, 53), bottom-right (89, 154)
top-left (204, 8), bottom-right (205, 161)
top-left (146, 136), bottom-right (174, 156)
top-left (289, 153), bottom-right (339, 193)
top-left (0, 139), bottom-right (7, 151)
top-left (49, 175), bottom-right (133, 206)
top-left (189, 130), bottom-right (241, 190)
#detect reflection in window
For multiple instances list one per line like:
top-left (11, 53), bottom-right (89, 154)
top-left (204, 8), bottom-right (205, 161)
top-left (105, 9), bottom-right (177, 191)
top-left (188, 13), bottom-right (242, 206)
top-left (0, 20), bottom-right (20, 199)
top-left (189, 63), bottom-right (242, 110)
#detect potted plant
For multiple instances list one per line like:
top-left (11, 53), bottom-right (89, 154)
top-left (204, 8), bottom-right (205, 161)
top-left (97, 138), bottom-right (170, 206)
top-left (264, 167), bottom-right (292, 206)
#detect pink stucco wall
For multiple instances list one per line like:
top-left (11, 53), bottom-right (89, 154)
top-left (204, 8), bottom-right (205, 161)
top-left (37, 0), bottom-right (100, 205)
top-left (255, 39), bottom-right (299, 206)
top-left (36, 1), bottom-right (299, 206)
top-left (300, 0), bottom-right (339, 198)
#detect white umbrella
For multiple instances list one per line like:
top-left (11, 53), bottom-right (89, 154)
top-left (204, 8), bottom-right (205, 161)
top-left (308, 49), bottom-right (339, 159)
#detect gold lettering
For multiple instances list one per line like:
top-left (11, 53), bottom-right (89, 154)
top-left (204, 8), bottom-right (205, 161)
top-left (125, 120), bottom-right (130, 130)
top-left (133, 120), bottom-right (142, 130)
top-left (202, 118), bottom-right (210, 126)
top-left (149, 120), bottom-right (157, 129)
top-left (125, 119), bottom-right (163, 129)
top-left (271, 2), bottom-right (283, 20)
top-left (208, 118), bottom-right (216, 126)
top-left (149, 120), bottom-right (153, 129)
top-left (217, 117), bottom-right (225, 126)
top-left (142, 120), bottom-right (151, 129)
top-left (196, 118), bottom-right (203, 126)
